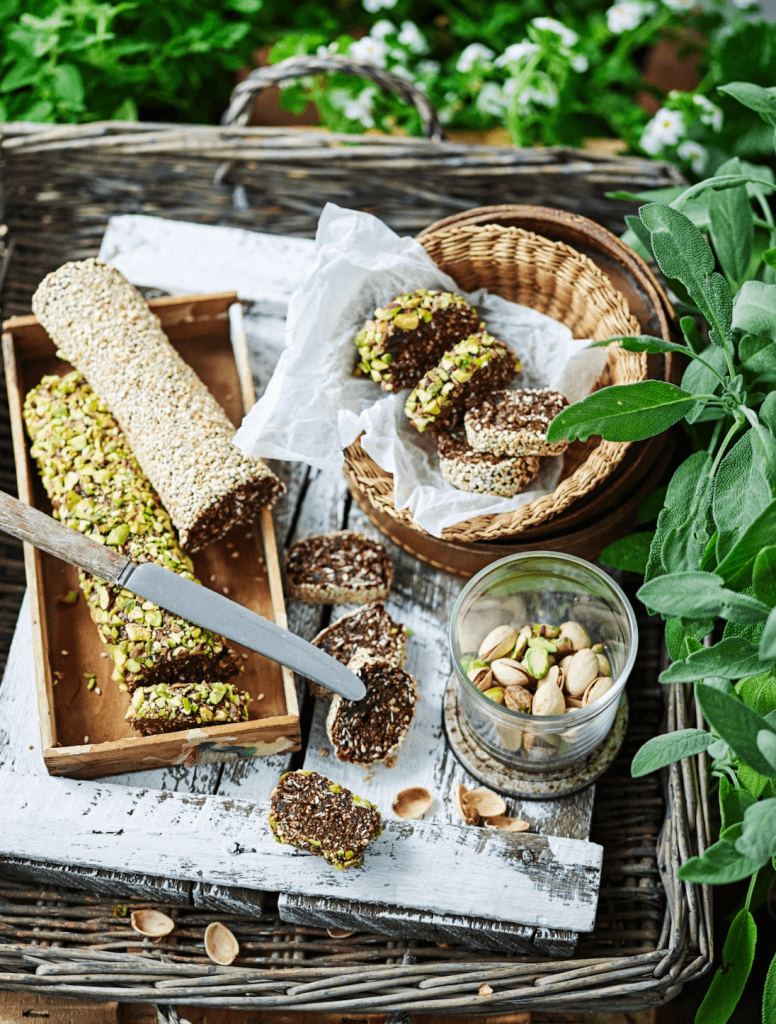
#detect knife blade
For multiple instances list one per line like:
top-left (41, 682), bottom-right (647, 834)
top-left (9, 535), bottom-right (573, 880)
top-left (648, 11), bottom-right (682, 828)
top-left (0, 490), bottom-right (366, 701)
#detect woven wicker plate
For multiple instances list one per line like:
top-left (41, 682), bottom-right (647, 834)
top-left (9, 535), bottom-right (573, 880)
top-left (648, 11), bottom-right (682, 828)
top-left (344, 217), bottom-right (647, 543)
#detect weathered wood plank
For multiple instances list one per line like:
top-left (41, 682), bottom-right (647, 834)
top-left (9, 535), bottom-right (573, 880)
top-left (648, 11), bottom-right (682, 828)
top-left (0, 771), bottom-right (602, 933)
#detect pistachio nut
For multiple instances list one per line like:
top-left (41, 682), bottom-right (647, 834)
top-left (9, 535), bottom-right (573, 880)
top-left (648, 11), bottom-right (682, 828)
top-left (565, 696), bottom-right (585, 710)
top-left (532, 681), bottom-right (565, 716)
top-left (591, 642), bottom-right (604, 653)
top-left (478, 625), bottom-right (518, 662)
top-left (504, 685), bottom-right (533, 713)
top-left (555, 635), bottom-right (574, 655)
top-left (565, 648), bottom-right (599, 697)
top-left (539, 624), bottom-right (560, 639)
top-left (524, 645), bottom-right (550, 680)
top-left (544, 664), bottom-right (563, 689)
top-left (583, 676), bottom-right (615, 706)
top-left (511, 633), bottom-right (528, 660)
top-left (491, 657), bottom-right (531, 687)
top-left (518, 624), bottom-right (532, 639)
top-left (596, 653), bottom-right (612, 677)
top-left (527, 636), bottom-right (558, 653)
top-left (558, 621), bottom-right (591, 651)
top-left (559, 654), bottom-right (574, 674)
top-left (468, 666), bottom-right (493, 691)
top-left (483, 686), bottom-right (505, 705)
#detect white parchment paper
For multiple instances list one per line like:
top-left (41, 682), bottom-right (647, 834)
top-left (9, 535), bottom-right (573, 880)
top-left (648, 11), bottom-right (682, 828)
top-left (234, 204), bottom-right (606, 537)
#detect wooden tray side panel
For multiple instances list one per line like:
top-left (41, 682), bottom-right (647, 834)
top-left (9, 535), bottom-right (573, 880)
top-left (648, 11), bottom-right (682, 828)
top-left (2, 294), bottom-right (300, 779)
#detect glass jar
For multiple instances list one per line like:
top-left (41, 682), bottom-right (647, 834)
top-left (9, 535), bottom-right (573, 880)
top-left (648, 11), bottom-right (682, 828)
top-left (449, 552), bottom-right (638, 772)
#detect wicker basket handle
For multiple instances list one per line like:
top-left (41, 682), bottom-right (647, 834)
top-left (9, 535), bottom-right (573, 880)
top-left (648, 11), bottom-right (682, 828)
top-left (221, 53), bottom-right (445, 141)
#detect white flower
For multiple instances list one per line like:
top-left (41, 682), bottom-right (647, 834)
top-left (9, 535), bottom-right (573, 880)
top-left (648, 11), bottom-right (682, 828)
top-left (456, 42), bottom-right (495, 72)
top-left (390, 64), bottom-right (414, 80)
top-left (370, 19), bottom-right (396, 40)
top-left (416, 59), bottom-right (440, 77)
top-left (531, 17), bottom-right (579, 48)
top-left (494, 41), bottom-right (539, 67)
top-left (362, 0), bottom-right (397, 12)
top-left (517, 74), bottom-right (559, 108)
top-left (693, 94), bottom-right (724, 132)
top-left (570, 53), bottom-right (589, 72)
top-left (640, 107), bottom-right (686, 154)
top-left (476, 82), bottom-right (509, 116)
top-left (398, 21), bottom-right (427, 53)
top-left (343, 86), bottom-right (378, 128)
top-left (661, 0), bottom-right (694, 10)
top-left (439, 91), bottom-right (459, 124)
top-left (606, 1), bottom-right (655, 33)
top-left (677, 140), bottom-right (707, 174)
top-left (349, 36), bottom-right (388, 66)
top-left (731, 0), bottom-right (758, 6)
top-left (316, 42), bottom-right (340, 56)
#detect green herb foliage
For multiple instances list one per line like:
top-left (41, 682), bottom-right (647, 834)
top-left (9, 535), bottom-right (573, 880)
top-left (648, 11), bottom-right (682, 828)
top-left (549, 82), bottom-right (776, 1024)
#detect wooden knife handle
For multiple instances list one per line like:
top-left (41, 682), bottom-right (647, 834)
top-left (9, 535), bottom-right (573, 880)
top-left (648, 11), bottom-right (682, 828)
top-left (0, 490), bottom-right (129, 584)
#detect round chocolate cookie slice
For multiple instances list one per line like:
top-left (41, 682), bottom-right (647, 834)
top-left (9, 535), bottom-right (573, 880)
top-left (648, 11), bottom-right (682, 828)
top-left (285, 531), bottom-right (393, 604)
top-left (326, 654), bottom-right (417, 766)
top-left (437, 430), bottom-right (540, 497)
top-left (308, 602), bottom-right (408, 703)
top-left (268, 769), bottom-right (382, 869)
top-left (464, 388), bottom-right (570, 457)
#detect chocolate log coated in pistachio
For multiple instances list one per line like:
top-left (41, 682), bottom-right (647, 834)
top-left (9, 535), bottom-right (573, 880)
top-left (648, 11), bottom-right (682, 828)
top-left (268, 769), bottom-right (382, 870)
top-left (24, 371), bottom-right (240, 693)
top-left (126, 681), bottom-right (251, 736)
top-left (405, 330), bottom-right (522, 434)
top-left (354, 289), bottom-right (482, 392)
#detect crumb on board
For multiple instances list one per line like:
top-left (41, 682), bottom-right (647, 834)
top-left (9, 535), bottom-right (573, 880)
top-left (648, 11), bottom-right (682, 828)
top-left (319, 747), bottom-right (330, 757)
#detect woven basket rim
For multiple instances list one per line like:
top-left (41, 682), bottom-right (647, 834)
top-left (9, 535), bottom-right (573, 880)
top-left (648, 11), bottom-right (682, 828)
top-left (345, 221), bottom-right (646, 543)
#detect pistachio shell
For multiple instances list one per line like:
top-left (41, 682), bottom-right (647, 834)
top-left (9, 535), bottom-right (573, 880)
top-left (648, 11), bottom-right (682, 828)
top-left (327, 927), bottom-right (356, 938)
top-left (392, 786), bottom-right (433, 820)
top-left (565, 696), bottom-right (585, 710)
top-left (559, 654), bottom-right (574, 674)
top-left (558, 621), bottom-right (591, 651)
top-left (565, 648), bottom-right (599, 697)
top-left (491, 658), bottom-right (531, 687)
top-left (484, 815), bottom-right (530, 832)
top-left (532, 681), bottom-right (565, 716)
top-left (511, 634), bottom-right (528, 660)
top-left (468, 665), bottom-right (493, 691)
top-left (544, 664), bottom-right (562, 689)
top-left (455, 783), bottom-right (479, 825)
top-left (130, 909), bottom-right (174, 938)
top-left (504, 685), bottom-right (533, 713)
top-left (583, 676), bottom-right (615, 706)
top-left (478, 625), bottom-right (518, 662)
top-left (464, 788), bottom-right (507, 818)
top-left (596, 653), bottom-right (612, 677)
top-left (205, 921), bottom-right (240, 965)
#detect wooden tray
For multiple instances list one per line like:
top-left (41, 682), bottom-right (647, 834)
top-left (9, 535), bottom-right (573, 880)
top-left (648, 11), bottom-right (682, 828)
top-left (2, 292), bottom-right (301, 779)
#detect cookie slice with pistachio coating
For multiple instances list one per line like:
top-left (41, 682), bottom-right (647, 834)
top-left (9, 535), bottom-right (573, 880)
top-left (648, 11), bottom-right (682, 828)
top-left (354, 289), bottom-right (481, 392)
top-left (405, 331), bottom-right (521, 434)
top-left (465, 388), bottom-right (570, 457)
top-left (308, 601), bottom-right (408, 702)
top-left (285, 531), bottom-right (392, 604)
top-left (326, 653), bottom-right (417, 766)
top-left (125, 681), bottom-right (251, 736)
top-left (269, 769), bottom-right (382, 869)
top-left (437, 430), bottom-right (541, 497)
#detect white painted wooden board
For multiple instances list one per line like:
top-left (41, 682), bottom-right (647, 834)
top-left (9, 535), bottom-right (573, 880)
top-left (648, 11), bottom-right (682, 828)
top-left (0, 769), bottom-right (602, 932)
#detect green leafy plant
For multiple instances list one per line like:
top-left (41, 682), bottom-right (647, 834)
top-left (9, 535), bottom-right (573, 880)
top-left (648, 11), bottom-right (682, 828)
top-left (548, 81), bottom-right (776, 1024)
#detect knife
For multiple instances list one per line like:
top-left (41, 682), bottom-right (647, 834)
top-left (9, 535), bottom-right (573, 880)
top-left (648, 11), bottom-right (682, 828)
top-left (0, 490), bottom-right (366, 701)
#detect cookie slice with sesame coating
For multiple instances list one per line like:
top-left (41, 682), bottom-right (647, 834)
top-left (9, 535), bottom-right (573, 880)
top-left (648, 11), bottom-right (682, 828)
top-left (308, 602), bottom-right (408, 702)
top-left (464, 388), bottom-right (571, 457)
top-left (354, 289), bottom-right (481, 392)
top-left (438, 430), bottom-right (541, 497)
top-left (405, 331), bottom-right (521, 434)
top-left (285, 531), bottom-right (393, 604)
top-left (125, 681), bottom-right (250, 736)
top-left (326, 653), bottom-right (417, 767)
top-left (268, 769), bottom-right (382, 869)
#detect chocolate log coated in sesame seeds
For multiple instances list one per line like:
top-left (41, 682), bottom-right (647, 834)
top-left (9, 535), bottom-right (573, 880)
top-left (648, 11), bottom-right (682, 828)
top-left (125, 680), bottom-right (250, 736)
top-left (269, 769), bottom-right (382, 870)
top-left (308, 602), bottom-right (408, 702)
top-left (31, 259), bottom-right (284, 552)
top-left (437, 429), bottom-right (541, 497)
top-left (404, 330), bottom-right (521, 435)
top-left (24, 372), bottom-right (240, 694)
top-left (285, 531), bottom-right (393, 605)
top-left (325, 653), bottom-right (417, 766)
top-left (354, 289), bottom-right (482, 392)
top-left (464, 388), bottom-right (571, 457)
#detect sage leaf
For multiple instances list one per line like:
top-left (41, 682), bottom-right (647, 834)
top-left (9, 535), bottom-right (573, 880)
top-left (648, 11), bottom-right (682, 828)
top-left (683, 346), bottom-right (728, 424)
top-left (660, 471), bottom-right (713, 574)
top-left (716, 498), bottom-right (776, 586)
top-left (764, 950), bottom-right (776, 1024)
top-left (605, 334), bottom-right (689, 355)
top-left (721, 786), bottom-right (756, 831)
top-left (758, 731), bottom-right (776, 771)
top-left (718, 81), bottom-right (776, 121)
top-left (760, 392), bottom-right (776, 434)
top-left (638, 573), bottom-right (770, 624)
top-left (736, 798), bottom-right (776, 862)
top-left (696, 682), bottom-right (776, 776)
top-left (714, 435), bottom-right (772, 563)
top-left (631, 729), bottom-right (715, 777)
top-left (599, 532), bottom-right (654, 574)
top-left (709, 168), bottom-right (753, 284)
top-left (623, 214), bottom-right (653, 258)
top-left (694, 909), bottom-right (757, 1024)
top-left (635, 484), bottom-right (667, 524)
top-left (732, 281), bottom-right (776, 341)
top-left (739, 333), bottom-right (776, 379)
top-left (664, 617), bottom-right (714, 662)
top-left (736, 671), bottom-right (776, 716)
top-left (739, 763), bottom-right (773, 800)
top-left (680, 315), bottom-right (707, 352)
top-left (645, 452), bottom-right (713, 589)
top-left (678, 838), bottom-right (761, 885)
top-left (658, 638), bottom-right (765, 683)
top-left (761, 608), bottom-right (776, 660)
top-left (545, 381), bottom-right (698, 444)
top-left (754, 547), bottom-right (776, 606)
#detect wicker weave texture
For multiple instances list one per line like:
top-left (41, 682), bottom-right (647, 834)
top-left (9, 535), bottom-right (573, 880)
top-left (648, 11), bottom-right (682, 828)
top-left (345, 223), bottom-right (645, 543)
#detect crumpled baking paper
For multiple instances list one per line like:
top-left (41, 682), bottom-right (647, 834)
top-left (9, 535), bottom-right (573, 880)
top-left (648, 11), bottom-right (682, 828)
top-left (234, 203), bottom-right (606, 538)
